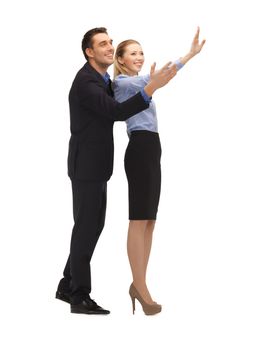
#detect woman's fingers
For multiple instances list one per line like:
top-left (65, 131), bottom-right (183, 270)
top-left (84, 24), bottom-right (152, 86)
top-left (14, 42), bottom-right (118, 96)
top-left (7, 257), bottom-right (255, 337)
top-left (150, 62), bottom-right (156, 77)
top-left (194, 26), bottom-right (200, 41)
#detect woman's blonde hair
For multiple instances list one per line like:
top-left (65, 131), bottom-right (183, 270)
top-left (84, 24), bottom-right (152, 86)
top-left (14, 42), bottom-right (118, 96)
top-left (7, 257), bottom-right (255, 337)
top-left (113, 39), bottom-right (141, 78)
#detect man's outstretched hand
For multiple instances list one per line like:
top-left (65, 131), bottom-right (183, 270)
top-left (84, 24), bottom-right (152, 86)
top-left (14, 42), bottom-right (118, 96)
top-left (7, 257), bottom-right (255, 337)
top-left (144, 61), bottom-right (177, 96)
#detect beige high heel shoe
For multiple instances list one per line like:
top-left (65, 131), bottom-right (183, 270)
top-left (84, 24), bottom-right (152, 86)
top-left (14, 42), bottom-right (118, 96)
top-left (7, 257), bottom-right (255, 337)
top-left (129, 284), bottom-right (162, 315)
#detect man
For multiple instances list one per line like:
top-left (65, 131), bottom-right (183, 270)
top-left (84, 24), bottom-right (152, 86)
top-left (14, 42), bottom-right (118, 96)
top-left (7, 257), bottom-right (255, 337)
top-left (56, 27), bottom-right (177, 315)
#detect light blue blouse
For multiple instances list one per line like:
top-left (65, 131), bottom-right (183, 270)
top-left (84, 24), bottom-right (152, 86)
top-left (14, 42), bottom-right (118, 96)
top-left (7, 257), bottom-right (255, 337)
top-left (113, 74), bottom-right (158, 134)
top-left (113, 59), bottom-right (184, 135)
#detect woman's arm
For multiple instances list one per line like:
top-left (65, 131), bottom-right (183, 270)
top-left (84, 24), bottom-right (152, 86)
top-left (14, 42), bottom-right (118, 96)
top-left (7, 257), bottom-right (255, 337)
top-left (178, 26), bottom-right (206, 66)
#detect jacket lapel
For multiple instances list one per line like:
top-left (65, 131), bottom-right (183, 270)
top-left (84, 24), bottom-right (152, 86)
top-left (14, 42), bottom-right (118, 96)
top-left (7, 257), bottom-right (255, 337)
top-left (84, 63), bottom-right (113, 96)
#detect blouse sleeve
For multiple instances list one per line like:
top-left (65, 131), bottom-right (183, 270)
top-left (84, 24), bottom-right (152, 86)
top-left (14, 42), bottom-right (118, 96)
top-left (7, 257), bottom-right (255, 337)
top-left (113, 74), bottom-right (151, 103)
top-left (117, 74), bottom-right (150, 94)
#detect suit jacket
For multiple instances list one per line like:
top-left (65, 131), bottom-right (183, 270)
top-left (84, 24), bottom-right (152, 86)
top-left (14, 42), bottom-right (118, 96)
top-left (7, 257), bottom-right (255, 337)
top-left (67, 62), bottom-right (149, 182)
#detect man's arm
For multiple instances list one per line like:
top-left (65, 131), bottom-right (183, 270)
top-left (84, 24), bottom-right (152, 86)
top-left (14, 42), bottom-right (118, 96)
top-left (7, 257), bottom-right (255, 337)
top-left (77, 62), bottom-right (179, 122)
top-left (77, 77), bottom-right (149, 122)
top-left (144, 62), bottom-right (177, 97)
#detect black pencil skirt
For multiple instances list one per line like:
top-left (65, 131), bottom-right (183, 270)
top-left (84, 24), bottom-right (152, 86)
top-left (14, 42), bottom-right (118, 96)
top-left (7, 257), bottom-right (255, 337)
top-left (124, 130), bottom-right (162, 220)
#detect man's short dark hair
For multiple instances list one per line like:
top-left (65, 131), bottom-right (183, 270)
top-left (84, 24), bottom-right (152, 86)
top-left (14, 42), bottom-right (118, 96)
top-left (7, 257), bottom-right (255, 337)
top-left (81, 27), bottom-right (108, 61)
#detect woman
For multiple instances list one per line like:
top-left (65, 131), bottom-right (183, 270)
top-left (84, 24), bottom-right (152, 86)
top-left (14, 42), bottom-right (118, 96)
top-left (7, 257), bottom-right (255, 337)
top-left (113, 27), bottom-right (205, 315)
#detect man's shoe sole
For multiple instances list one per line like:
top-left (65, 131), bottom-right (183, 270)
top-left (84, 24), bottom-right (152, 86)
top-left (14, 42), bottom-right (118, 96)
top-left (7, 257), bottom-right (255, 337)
top-left (71, 306), bottom-right (110, 315)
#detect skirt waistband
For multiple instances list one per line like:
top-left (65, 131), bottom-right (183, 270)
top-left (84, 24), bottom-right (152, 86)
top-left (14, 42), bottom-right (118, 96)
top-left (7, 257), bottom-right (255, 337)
top-left (129, 130), bottom-right (159, 138)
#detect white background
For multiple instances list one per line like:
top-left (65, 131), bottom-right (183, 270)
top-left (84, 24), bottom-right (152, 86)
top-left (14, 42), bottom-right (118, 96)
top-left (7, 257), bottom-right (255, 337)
top-left (0, 0), bottom-right (256, 349)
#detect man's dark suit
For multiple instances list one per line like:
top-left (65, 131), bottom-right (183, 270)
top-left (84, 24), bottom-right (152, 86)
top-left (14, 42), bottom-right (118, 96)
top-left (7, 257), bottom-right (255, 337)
top-left (58, 62), bottom-right (149, 303)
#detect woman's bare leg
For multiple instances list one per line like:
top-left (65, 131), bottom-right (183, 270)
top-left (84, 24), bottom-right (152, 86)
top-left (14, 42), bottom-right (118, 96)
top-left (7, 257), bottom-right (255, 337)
top-left (144, 220), bottom-right (155, 280)
top-left (127, 220), bottom-right (154, 304)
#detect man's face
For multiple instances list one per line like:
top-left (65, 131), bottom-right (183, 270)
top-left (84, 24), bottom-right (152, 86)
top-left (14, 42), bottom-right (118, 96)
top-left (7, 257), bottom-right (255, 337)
top-left (86, 33), bottom-right (114, 69)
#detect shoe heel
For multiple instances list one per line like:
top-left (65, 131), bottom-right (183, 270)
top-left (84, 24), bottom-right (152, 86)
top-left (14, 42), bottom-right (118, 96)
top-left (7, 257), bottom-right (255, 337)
top-left (130, 295), bottom-right (135, 314)
top-left (129, 283), bottom-right (162, 316)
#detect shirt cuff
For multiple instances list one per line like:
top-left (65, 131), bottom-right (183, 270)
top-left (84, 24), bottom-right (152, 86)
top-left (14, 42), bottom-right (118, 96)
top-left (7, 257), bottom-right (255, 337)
top-left (174, 58), bottom-right (184, 71)
top-left (140, 89), bottom-right (152, 103)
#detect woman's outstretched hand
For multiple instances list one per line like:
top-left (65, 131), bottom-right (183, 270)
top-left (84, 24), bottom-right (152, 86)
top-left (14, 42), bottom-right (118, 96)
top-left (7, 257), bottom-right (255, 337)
top-left (177, 27), bottom-right (206, 66)
top-left (190, 26), bottom-right (206, 57)
top-left (143, 27), bottom-right (205, 97)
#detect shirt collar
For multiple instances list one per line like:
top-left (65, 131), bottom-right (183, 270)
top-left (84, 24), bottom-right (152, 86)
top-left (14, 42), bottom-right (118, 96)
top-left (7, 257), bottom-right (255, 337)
top-left (102, 72), bottom-right (111, 84)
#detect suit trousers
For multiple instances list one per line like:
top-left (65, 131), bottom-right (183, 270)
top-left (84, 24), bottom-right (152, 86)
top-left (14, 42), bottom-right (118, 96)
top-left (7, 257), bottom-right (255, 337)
top-left (58, 179), bottom-right (107, 304)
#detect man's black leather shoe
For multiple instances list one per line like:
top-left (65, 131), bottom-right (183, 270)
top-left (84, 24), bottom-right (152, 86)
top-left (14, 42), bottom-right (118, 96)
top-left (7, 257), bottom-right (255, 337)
top-left (71, 297), bottom-right (110, 315)
top-left (55, 290), bottom-right (70, 304)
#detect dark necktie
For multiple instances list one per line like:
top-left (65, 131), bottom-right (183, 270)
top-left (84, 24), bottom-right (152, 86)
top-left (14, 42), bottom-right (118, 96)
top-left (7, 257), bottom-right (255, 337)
top-left (107, 78), bottom-right (114, 97)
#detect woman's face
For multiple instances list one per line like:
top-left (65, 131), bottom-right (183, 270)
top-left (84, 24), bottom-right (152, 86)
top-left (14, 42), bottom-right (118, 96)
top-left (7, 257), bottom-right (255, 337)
top-left (118, 43), bottom-right (144, 76)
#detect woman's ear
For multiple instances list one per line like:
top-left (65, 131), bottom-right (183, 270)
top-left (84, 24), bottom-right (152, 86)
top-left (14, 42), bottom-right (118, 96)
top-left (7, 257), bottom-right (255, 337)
top-left (117, 56), bottom-right (124, 65)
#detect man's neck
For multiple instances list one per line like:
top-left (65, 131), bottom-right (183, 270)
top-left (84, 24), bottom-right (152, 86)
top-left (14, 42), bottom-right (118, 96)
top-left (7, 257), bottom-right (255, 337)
top-left (88, 60), bottom-right (109, 76)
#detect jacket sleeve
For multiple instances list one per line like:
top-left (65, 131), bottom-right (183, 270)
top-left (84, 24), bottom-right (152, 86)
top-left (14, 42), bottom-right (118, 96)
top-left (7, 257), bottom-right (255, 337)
top-left (77, 76), bottom-right (149, 122)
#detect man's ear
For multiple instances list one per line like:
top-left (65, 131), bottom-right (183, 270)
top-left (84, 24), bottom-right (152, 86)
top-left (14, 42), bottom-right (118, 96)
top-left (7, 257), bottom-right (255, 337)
top-left (85, 47), bottom-right (94, 59)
